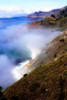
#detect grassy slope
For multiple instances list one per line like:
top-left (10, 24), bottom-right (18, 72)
top-left (4, 30), bottom-right (67, 100)
top-left (29, 17), bottom-right (67, 29)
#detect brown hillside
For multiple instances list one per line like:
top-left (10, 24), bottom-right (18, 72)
top-left (4, 30), bottom-right (67, 100)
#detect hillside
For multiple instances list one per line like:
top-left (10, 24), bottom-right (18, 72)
top-left (3, 30), bottom-right (67, 100)
top-left (27, 6), bottom-right (67, 18)
top-left (2, 6), bottom-right (67, 100)
top-left (29, 6), bottom-right (67, 29)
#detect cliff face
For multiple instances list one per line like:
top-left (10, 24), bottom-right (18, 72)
top-left (4, 30), bottom-right (67, 100)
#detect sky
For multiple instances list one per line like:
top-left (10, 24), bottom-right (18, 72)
top-left (0, 0), bottom-right (67, 17)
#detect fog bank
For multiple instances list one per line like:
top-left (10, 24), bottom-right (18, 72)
top-left (0, 23), bottom-right (62, 89)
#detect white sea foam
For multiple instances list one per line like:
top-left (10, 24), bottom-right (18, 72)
top-left (12, 60), bottom-right (29, 80)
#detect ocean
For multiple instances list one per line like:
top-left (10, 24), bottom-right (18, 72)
top-left (0, 16), bottom-right (61, 89)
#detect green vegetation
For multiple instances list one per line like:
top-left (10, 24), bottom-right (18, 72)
top-left (54, 53), bottom-right (57, 58)
top-left (23, 74), bottom-right (28, 77)
top-left (29, 82), bottom-right (40, 92)
top-left (60, 8), bottom-right (67, 18)
top-left (12, 96), bottom-right (18, 100)
top-left (40, 86), bottom-right (46, 94)
top-left (39, 16), bottom-right (67, 28)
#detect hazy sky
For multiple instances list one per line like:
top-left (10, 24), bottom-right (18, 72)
top-left (0, 0), bottom-right (67, 13)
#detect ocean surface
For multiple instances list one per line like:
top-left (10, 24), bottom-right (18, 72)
top-left (0, 16), bottom-right (61, 89)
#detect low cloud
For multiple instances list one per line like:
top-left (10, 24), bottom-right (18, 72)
top-left (0, 23), bottom-right (62, 89)
top-left (0, 6), bottom-right (26, 18)
top-left (0, 55), bottom-right (15, 88)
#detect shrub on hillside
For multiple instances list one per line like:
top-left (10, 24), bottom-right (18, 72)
top-left (12, 96), bottom-right (18, 100)
top-left (59, 39), bottom-right (64, 42)
top-left (40, 20), bottom-right (43, 24)
top-left (0, 86), bottom-right (7, 100)
top-left (41, 86), bottom-right (46, 94)
top-left (51, 14), bottom-right (56, 18)
top-left (29, 82), bottom-right (40, 92)
top-left (54, 53), bottom-right (57, 58)
top-left (23, 74), bottom-right (28, 77)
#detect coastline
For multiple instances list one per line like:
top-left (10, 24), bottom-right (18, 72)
top-left (4, 30), bottom-right (67, 100)
top-left (2, 5), bottom-right (67, 100)
top-left (12, 29), bottom-right (63, 81)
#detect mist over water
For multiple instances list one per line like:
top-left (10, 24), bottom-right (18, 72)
top-left (0, 17), bottom-right (61, 89)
